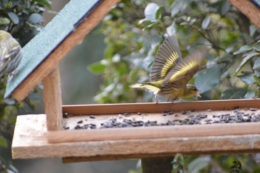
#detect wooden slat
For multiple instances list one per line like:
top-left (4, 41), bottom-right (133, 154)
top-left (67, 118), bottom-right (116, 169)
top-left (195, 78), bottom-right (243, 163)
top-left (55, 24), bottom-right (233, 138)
top-left (12, 115), bottom-right (260, 160)
top-left (62, 148), bottom-right (259, 163)
top-left (62, 99), bottom-right (260, 115)
top-left (229, 0), bottom-right (260, 28)
top-left (12, 0), bottom-right (120, 101)
top-left (43, 66), bottom-right (62, 131)
top-left (47, 122), bottom-right (260, 143)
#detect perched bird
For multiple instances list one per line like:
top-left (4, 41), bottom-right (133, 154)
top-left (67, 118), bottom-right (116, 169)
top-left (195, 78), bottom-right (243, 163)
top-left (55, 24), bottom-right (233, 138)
top-left (131, 35), bottom-right (207, 103)
top-left (0, 30), bottom-right (22, 78)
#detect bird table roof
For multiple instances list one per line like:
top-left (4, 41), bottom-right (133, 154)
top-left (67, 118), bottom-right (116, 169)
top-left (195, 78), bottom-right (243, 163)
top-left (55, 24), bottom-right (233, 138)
top-left (4, 0), bottom-right (118, 100)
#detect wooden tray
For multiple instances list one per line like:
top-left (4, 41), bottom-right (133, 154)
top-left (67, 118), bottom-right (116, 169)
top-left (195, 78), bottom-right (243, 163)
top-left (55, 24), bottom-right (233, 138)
top-left (12, 99), bottom-right (260, 163)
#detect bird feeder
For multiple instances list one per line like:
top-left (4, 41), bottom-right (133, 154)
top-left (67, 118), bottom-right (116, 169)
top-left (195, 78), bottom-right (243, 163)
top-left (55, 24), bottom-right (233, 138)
top-left (5, 0), bottom-right (260, 164)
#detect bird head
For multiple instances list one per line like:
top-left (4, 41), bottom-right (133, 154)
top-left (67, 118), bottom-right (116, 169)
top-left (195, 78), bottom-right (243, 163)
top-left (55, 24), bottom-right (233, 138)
top-left (186, 84), bottom-right (201, 99)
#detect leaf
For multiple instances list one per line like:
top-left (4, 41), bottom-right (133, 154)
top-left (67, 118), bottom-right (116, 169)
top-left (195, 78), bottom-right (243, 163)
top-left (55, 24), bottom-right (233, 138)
top-left (0, 136), bottom-right (7, 148)
top-left (29, 13), bottom-right (43, 24)
top-left (195, 65), bottom-right (222, 93)
top-left (201, 16), bottom-right (211, 29)
top-left (221, 88), bottom-right (247, 99)
top-left (144, 3), bottom-right (159, 22)
top-left (253, 58), bottom-right (260, 69)
top-left (221, 0), bottom-right (231, 15)
top-left (33, 0), bottom-right (51, 9)
top-left (155, 6), bottom-right (164, 20)
top-left (7, 12), bottom-right (19, 24)
top-left (87, 61), bottom-right (106, 75)
top-left (171, 0), bottom-right (187, 17)
top-left (235, 52), bottom-right (259, 75)
top-left (253, 75), bottom-right (260, 85)
top-left (188, 156), bottom-right (211, 173)
top-left (233, 45), bottom-right (252, 55)
top-left (244, 91), bottom-right (255, 99)
top-left (250, 25), bottom-right (257, 37)
top-left (255, 69), bottom-right (260, 76)
top-left (237, 72), bottom-right (255, 85)
top-left (0, 17), bottom-right (10, 25)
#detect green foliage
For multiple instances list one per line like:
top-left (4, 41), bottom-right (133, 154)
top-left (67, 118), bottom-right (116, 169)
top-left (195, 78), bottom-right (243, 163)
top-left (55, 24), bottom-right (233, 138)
top-left (91, 0), bottom-right (260, 103)
top-left (0, 0), bottom-right (51, 46)
top-left (0, 0), bottom-right (50, 172)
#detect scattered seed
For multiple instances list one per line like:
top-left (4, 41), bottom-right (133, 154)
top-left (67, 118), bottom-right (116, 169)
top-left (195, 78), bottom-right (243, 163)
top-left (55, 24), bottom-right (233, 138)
top-left (90, 115), bottom-right (95, 119)
top-left (124, 113), bottom-right (131, 117)
top-left (118, 114), bottom-right (123, 119)
top-left (77, 120), bottom-right (83, 124)
top-left (64, 126), bottom-right (70, 130)
top-left (250, 108), bottom-right (257, 111)
top-left (63, 112), bottom-right (69, 118)
top-left (182, 111), bottom-right (188, 115)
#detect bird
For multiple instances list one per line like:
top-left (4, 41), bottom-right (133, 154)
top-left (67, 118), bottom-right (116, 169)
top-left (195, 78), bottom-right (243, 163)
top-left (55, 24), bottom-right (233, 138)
top-left (131, 35), bottom-right (207, 103)
top-left (0, 30), bottom-right (22, 78)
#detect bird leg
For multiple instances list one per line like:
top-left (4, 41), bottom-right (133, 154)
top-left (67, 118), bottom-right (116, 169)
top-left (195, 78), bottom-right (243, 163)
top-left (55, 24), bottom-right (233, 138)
top-left (167, 97), bottom-right (177, 103)
top-left (155, 95), bottom-right (159, 104)
top-left (171, 98), bottom-right (177, 103)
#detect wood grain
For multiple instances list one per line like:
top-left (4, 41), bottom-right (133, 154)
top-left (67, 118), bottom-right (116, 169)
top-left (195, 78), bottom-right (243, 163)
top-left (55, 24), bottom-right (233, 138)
top-left (47, 122), bottom-right (260, 143)
top-left (229, 0), bottom-right (260, 28)
top-left (62, 99), bottom-right (260, 115)
top-left (12, 0), bottom-right (120, 101)
top-left (42, 66), bottom-right (62, 131)
top-left (12, 114), bottom-right (260, 160)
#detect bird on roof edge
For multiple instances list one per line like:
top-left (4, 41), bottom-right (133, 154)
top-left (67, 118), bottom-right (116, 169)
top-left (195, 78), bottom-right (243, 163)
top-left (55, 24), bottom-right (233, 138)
top-left (0, 30), bottom-right (22, 78)
top-left (131, 34), bottom-right (208, 104)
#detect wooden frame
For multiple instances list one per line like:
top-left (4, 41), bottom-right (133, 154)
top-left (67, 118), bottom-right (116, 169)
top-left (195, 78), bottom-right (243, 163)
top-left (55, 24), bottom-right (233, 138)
top-left (12, 99), bottom-right (260, 163)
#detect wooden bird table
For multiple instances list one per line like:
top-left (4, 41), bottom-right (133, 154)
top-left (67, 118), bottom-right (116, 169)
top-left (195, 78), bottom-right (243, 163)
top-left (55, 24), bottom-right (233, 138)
top-left (13, 99), bottom-right (260, 163)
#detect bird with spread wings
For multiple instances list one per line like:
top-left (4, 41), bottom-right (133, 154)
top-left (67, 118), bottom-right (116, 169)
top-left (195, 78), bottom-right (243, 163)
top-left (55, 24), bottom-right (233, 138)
top-left (131, 35), bottom-right (207, 103)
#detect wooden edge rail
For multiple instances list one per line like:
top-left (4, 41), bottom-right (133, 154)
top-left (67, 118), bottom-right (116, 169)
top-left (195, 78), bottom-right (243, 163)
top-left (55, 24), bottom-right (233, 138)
top-left (62, 99), bottom-right (260, 115)
top-left (62, 148), bottom-right (260, 163)
top-left (47, 122), bottom-right (260, 143)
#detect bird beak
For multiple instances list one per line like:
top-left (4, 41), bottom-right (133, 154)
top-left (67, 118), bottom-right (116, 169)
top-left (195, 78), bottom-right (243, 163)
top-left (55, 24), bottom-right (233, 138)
top-left (196, 90), bottom-right (201, 100)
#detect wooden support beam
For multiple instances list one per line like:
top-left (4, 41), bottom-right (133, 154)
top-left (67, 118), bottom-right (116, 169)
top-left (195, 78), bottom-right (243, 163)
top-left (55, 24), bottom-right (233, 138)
top-left (229, 0), bottom-right (260, 28)
top-left (12, 0), bottom-right (120, 101)
top-left (142, 157), bottom-right (173, 173)
top-left (43, 66), bottom-right (62, 131)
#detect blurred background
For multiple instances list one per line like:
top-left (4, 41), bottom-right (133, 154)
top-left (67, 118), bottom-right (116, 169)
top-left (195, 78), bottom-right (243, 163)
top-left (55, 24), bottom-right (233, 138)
top-left (1, 0), bottom-right (260, 172)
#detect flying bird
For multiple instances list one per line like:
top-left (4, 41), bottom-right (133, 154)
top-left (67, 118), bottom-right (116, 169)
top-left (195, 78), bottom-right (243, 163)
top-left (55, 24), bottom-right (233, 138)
top-left (131, 35), bottom-right (207, 103)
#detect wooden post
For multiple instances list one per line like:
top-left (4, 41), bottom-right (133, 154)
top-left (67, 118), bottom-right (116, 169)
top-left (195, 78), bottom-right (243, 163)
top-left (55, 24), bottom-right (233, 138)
top-left (43, 66), bottom-right (62, 131)
top-left (142, 157), bottom-right (173, 173)
top-left (229, 0), bottom-right (260, 28)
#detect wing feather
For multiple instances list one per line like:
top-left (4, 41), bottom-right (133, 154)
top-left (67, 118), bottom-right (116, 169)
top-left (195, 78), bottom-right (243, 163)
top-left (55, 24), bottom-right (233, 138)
top-left (150, 35), bottom-right (182, 81)
top-left (163, 49), bottom-right (207, 86)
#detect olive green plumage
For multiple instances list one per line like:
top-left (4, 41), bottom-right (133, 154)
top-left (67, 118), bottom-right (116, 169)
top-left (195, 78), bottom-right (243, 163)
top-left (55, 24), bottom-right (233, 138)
top-left (131, 35), bottom-right (207, 103)
top-left (0, 30), bottom-right (22, 77)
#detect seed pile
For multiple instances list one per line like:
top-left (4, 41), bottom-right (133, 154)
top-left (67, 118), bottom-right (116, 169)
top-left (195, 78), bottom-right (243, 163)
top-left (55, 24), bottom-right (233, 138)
top-left (62, 108), bottom-right (260, 130)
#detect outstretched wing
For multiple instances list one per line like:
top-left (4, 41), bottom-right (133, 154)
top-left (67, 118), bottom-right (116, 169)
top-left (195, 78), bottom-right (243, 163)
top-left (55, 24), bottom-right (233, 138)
top-left (150, 35), bottom-right (182, 81)
top-left (163, 49), bottom-right (207, 86)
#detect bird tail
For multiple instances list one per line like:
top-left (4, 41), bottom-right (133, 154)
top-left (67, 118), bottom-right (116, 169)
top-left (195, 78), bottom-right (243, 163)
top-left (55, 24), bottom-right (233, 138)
top-left (131, 83), bottom-right (160, 94)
